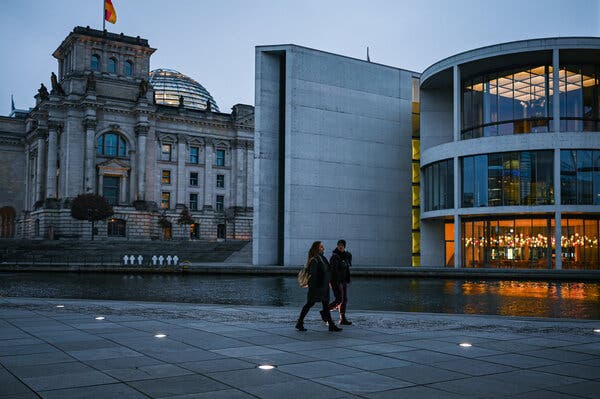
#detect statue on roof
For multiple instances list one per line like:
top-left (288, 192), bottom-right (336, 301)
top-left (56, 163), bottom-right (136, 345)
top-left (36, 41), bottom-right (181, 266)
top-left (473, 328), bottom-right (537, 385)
top-left (37, 83), bottom-right (49, 101)
top-left (50, 72), bottom-right (66, 96)
top-left (85, 73), bottom-right (96, 92)
top-left (137, 79), bottom-right (148, 100)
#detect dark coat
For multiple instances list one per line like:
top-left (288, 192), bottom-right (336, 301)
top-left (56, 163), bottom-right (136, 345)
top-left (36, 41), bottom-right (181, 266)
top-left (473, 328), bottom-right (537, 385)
top-left (307, 254), bottom-right (331, 303)
top-left (329, 248), bottom-right (352, 284)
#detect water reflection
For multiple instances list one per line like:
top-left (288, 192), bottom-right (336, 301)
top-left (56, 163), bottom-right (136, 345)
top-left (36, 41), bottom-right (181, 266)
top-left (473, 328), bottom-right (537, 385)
top-left (0, 273), bottom-right (598, 319)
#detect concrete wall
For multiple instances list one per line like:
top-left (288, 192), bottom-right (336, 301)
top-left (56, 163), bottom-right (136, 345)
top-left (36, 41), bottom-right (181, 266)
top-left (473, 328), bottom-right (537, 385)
top-left (254, 45), bottom-right (417, 267)
top-left (420, 87), bottom-right (453, 152)
top-left (0, 117), bottom-right (26, 215)
top-left (420, 218), bottom-right (446, 267)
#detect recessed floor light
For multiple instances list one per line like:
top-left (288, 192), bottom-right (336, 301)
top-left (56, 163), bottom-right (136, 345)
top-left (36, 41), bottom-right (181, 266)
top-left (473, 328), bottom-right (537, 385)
top-left (594, 329), bottom-right (600, 333)
top-left (154, 333), bottom-right (167, 338)
top-left (459, 342), bottom-right (472, 347)
top-left (55, 305), bottom-right (64, 308)
top-left (258, 364), bottom-right (276, 370)
top-left (95, 316), bottom-right (105, 320)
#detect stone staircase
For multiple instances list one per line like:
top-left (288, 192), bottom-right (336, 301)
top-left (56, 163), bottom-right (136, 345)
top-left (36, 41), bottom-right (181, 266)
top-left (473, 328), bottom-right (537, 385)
top-left (0, 240), bottom-right (249, 264)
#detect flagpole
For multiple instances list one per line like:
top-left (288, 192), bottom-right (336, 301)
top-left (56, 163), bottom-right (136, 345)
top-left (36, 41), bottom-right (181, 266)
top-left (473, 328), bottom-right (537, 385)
top-left (102, 0), bottom-right (105, 31)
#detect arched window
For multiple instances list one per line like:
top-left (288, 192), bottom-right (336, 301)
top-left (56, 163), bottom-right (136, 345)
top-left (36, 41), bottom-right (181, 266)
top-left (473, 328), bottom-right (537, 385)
top-left (108, 58), bottom-right (117, 74)
top-left (91, 54), bottom-right (100, 71)
top-left (97, 132), bottom-right (127, 157)
top-left (107, 219), bottom-right (126, 237)
top-left (124, 60), bottom-right (133, 76)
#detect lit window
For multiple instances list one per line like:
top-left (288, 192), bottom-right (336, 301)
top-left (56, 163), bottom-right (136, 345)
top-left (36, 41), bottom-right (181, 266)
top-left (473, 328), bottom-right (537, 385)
top-left (107, 219), bottom-right (126, 237)
top-left (91, 54), bottom-right (100, 72)
top-left (189, 193), bottom-right (198, 211)
top-left (216, 149), bottom-right (225, 166)
top-left (216, 174), bottom-right (224, 188)
top-left (189, 172), bottom-right (198, 186)
top-left (97, 133), bottom-right (127, 157)
top-left (216, 195), bottom-right (224, 212)
top-left (124, 60), bottom-right (133, 76)
top-left (108, 58), bottom-right (117, 74)
top-left (161, 144), bottom-right (172, 161)
top-left (161, 170), bottom-right (171, 185)
top-left (161, 192), bottom-right (171, 209)
top-left (189, 146), bottom-right (199, 163)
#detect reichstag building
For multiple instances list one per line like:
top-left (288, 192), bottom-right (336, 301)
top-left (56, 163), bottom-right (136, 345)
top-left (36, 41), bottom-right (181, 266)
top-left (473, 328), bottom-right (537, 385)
top-left (0, 26), bottom-right (254, 241)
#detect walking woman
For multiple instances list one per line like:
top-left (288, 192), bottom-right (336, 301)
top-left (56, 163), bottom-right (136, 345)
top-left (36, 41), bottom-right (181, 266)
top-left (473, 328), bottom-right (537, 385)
top-left (295, 241), bottom-right (342, 332)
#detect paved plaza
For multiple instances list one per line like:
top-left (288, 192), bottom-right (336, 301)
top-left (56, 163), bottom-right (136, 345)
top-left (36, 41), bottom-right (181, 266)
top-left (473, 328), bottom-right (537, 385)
top-left (0, 297), bottom-right (599, 398)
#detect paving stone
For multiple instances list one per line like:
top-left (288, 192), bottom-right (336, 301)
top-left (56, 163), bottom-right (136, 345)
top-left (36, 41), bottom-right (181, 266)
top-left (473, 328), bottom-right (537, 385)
top-left (548, 380), bottom-right (600, 398)
top-left (385, 349), bottom-right (464, 364)
top-left (239, 352), bottom-right (318, 366)
top-left (487, 369), bottom-right (585, 389)
top-left (375, 363), bottom-right (469, 384)
top-left (23, 370), bottom-right (117, 391)
top-left (103, 363), bottom-right (193, 382)
top-left (351, 343), bottom-right (415, 354)
top-left (0, 351), bottom-right (75, 368)
top-left (523, 348), bottom-right (596, 362)
top-left (163, 388), bottom-right (257, 398)
top-left (363, 386), bottom-right (467, 399)
top-left (8, 361), bottom-right (97, 379)
top-left (313, 371), bottom-right (413, 394)
top-left (277, 360), bottom-right (362, 378)
top-left (429, 375), bottom-right (535, 397)
top-left (477, 353), bottom-right (561, 369)
top-left (128, 374), bottom-right (230, 397)
top-left (332, 355), bottom-right (412, 371)
top-left (499, 389), bottom-right (585, 399)
top-left (0, 343), bottom-right (57, 357)
top-left (66, 346), bottom-right (143, 361)
top-left (38, 382), bottom-right (149, 399)
top-left (178, 358), bottom-right (258, 374)
top-left (245, 379), bottom-right (348, 399)
top-left (211, 345), bottom-right (285, 358)
top-left (83, 355), bottom-right (164, 370)
top-left (532, 363), bottom-right (600, 380)
top-left (433, 358), bottom-right (516, 376)
top-left (207, 368), bottom-right (301, 388)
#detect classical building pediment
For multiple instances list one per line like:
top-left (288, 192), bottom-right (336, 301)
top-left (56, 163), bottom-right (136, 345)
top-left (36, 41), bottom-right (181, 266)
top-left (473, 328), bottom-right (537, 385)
top-left (97, 158), bottom-right (130, 172)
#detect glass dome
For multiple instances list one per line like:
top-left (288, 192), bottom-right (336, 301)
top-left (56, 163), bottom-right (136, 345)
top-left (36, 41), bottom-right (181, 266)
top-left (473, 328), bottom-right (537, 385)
top-left (149, 68), bottom-right (219, 112)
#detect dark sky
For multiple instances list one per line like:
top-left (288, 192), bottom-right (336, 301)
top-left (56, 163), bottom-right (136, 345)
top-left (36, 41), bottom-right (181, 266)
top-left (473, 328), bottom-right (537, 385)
top-left (1, 0), bottom-right (598, 115)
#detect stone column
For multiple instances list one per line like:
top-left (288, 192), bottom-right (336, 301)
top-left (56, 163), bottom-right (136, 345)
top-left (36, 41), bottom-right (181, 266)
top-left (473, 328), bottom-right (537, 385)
top-left (246, 143), bottom-right (254, 209)
top-left (35, 131), bottom-right (46, 202)
top-left (235, 140), bottom-right (246, 208)
top-left (453, 65), bottom-right (461, 142)
top-left (120, 173), bottom-right (127, 204)
top-left (45, 122), bottom-right (61, 198)
top-left (453, 156), bottom-right (461, 268)
top-left (203, 139), bottom-right (214, 209)
top-left (552, 48), bottom-right (560, 132)
top-left (98, 174), bottom-right (104, 196)
top-left (135, 124), bottom-right (148, 200)
top-left (177, 137), bottom-right (187, 206)
top-left (555, 211), bottom-right (562, 270)
top-left (83, 118), bottom-right (97, 193)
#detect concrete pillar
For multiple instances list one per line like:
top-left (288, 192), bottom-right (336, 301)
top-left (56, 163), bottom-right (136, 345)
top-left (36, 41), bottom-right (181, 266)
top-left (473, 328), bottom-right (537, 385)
top-left (177, 138), bottom-right (186, 206)
top-left (135, 124), bottom-right (148, 200)
top-left (45, 122), bottom-right (60, 198)
top-left (453, 65), bottom-right (461, 142)
top-left (35, 133), bottom-right (46, 202)
top-left (98, 174), bottom-right (104, 196)
top-left (120, 174), bottom-right (127, 204)
top-left (552, 48), bottom-right (560, 132)
top-left (246, 143), bottom-right (254, 209)
top-left (24, 144), bottom-right (30, 209)
top-left (203, 139), bottom-right (214, 209)
top-left (454, 214), bottom-right (462, 268)
top-left (555, 211), bottom-right (562, 270)
top-left (83, 118), bottom-right (96, 193)
top-left (235, 141), bottom-right (245, 207)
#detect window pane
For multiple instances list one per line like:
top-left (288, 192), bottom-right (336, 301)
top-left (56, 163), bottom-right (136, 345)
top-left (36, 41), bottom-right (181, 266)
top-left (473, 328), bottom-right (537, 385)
top-left (104, 134), bottom-right (117, 156)
top-left (577, 150), bottom-right (593, 204)
top-left (462, 157), bottom-right (474, 207)
top-left (161, 192), bottom-right (170, 209)
top-left (118, 136), bottom-right (126, 157)
top-left (161, 170), bottom-right (171, 184)
top-left (216, 195), bottom-right (224, 211)
top-left (103, 176), bottom-right (119, 205)
top-left (108, 58), bottom-right (117, 73)
top-left (189, 194), bottom-right (198, 211)
top-left (216, 149), bottom-right (225, 166)
top-left (161, 144), bottom-right (172, 161)
top-left (91, 55), bottom-right (99, 71)
top-left (488, 154), bottom-right (503, 206)
top-left (124, 61), bottom-right (133, 76)
top-left (216, 174), bottom-right (224, 188)
top-left (97, 135), bottom-right (103, 155)
top-left (594, 150), bottom-right (600, 205)
top-left (189, 147), bottom-right (199, 163)
top-left (189, 172), bottom-right (198, 186)
top-left (561, 150), bottom-right (577, 205)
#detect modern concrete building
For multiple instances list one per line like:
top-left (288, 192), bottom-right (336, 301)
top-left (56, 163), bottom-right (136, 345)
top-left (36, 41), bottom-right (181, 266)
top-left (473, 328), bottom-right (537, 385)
top-left (253, 45), bottom-right (419, 267)
top-left (0, 26), bottom-right (254, 241)
top-left (420, 37), bottom-right (600, 270)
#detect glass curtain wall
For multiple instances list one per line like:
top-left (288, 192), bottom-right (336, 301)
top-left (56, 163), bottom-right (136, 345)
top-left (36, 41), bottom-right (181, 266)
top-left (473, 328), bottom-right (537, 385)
top-left (561, 150), bottom-right (600, 205)
top-left (462, 151), bottom-right (553, 207)
top-left (462, 216), bottom-right (554, 269)
top-left (462, 66), bottom-right (553, 139)
top-left (423, 159), bottom-right (454, 211)
top-left (561, 216), bottom-right (600, 270)
top-left (559, 65), bottom-right (600, 132)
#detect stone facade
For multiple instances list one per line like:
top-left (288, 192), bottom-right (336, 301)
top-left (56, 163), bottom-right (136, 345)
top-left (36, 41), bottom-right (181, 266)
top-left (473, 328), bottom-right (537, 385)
top-left (0, 27), bottom-right (254, 241)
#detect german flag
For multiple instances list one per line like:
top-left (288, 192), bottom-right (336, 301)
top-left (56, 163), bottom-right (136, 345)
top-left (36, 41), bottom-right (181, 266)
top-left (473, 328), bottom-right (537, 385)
top-left (105, 0), bottom-right (117, 24)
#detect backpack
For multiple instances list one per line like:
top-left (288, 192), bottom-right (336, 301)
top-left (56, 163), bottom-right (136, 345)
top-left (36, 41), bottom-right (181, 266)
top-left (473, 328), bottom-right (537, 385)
top-left (297, 265), bottom-right (310, 288)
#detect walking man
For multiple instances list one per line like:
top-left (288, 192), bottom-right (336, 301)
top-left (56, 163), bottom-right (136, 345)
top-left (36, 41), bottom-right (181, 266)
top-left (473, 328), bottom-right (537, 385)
top-left (328, 239), bottom-right (352, 325)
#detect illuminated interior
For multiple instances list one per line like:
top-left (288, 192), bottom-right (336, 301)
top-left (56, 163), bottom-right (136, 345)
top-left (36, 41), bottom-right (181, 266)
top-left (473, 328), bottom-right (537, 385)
top-left (149, 68), bottom-right (220, 112)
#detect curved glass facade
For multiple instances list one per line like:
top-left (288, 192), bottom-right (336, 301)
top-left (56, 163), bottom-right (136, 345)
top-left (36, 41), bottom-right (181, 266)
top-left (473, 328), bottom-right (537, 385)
top-left (149, 68), bottom-right (220, 112)
top-left (462, 150), bottom-right (553, 207)
top-left (460, 215), bottom-right (600, 270)
top-left (423, 159), bottom-right (453, 211)
top-left (560, 149), bottom-right (600, 205)
top-left (462, 66), bottom-right (553, 139)
top-left (559, 65), bottom-right (600, 132)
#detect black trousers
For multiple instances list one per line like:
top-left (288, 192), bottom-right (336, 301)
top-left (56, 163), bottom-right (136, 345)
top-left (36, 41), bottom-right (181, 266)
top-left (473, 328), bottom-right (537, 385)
top-left (298, 299), bottom-right (329, 321)
top-left (328, 283), bottom-right (349, 315)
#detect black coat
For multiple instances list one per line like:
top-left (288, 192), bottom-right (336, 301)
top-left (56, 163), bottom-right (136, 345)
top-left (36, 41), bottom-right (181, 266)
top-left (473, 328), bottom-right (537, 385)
top-left (307, 254), bottom-right (331, 303)
top-left (329, 249), bottom-right (352, 284)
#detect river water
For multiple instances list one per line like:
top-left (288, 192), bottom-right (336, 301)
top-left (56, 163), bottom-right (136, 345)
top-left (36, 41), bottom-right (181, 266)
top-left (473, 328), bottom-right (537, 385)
top-left (0, 272), bottom-right (598, 319)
